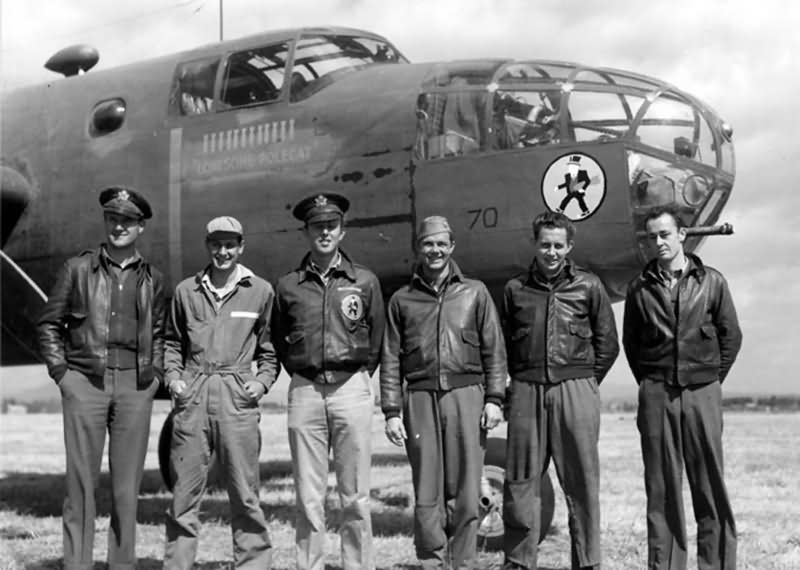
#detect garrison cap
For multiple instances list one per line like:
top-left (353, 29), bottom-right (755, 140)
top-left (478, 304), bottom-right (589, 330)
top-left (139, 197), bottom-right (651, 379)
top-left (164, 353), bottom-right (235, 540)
top-left (99, 186), bottom-right (152, 220)
top-left (206, 216), bottom-right (243, 237)
top-left (293, 193), bottom-right (349, 224)
top-left (417, 215), bottom-right (452, 242)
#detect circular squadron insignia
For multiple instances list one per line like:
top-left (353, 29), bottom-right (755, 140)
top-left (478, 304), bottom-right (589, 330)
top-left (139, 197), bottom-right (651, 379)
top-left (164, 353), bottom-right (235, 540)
top-left (341, 294), bottom-right (364, 321)
top-left (541, 153), bottom-right (606, 221)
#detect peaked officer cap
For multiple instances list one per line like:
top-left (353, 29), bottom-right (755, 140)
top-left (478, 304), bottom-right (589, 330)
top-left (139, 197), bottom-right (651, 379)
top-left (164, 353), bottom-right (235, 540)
top-left (99, 186), bottom-right (152, 220)
top-left (293, 193), bottom-right (350, 224)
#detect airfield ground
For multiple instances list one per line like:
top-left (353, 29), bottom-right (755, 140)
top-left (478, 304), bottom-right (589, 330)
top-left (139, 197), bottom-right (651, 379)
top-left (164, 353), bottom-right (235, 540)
top-left (1, 409), bottom-right (798, 569)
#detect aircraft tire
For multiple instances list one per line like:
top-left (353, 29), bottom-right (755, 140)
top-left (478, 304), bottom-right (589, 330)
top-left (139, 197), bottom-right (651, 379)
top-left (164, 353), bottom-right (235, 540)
top-left (477, 436), bottom-right (555, 550)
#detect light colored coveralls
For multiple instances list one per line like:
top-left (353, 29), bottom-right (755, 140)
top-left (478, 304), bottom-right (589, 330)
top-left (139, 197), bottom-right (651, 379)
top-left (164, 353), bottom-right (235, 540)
top-left (163, 265), bottom-right (277, 570)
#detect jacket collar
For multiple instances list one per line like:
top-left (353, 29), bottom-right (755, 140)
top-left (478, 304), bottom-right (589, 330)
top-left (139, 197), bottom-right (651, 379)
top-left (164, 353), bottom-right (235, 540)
top-left (298, 249), bottom-right (357, 283)
top-left (89, 245), bottom-right (148, 274)
top-left (410, 259), bottom-right (465, 292)
top-left (643, 252), bottom-right (705, 284)
top-left (526, 258), bottom-right (575, 288)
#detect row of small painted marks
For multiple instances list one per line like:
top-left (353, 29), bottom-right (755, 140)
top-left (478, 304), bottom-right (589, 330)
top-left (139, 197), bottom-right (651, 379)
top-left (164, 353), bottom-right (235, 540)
top-left (202, 119), bottom-right (297, 154)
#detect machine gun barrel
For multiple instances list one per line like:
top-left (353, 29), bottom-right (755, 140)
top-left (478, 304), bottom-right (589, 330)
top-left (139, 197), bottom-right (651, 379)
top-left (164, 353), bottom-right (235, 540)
top-left (684, 223), bottom-right (734, 236)
top-left (637, 222), bottom-right (734, 238)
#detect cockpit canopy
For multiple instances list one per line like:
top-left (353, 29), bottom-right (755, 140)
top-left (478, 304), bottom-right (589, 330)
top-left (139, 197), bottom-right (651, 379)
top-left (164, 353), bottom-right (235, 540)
top-left (170, 31), bottom-right (406, 115)
top-left (415, 60), bottom-right (733, 173)
top-left (414, 60), bottom-right (735, 248)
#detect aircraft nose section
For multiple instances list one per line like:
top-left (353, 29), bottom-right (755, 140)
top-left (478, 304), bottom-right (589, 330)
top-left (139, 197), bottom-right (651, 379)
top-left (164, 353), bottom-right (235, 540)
top-left (1, 165), bottom-right (34, 247)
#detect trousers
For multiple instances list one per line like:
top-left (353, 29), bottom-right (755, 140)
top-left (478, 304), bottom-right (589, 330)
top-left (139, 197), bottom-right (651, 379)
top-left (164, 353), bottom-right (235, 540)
top-left (60, 367), bottom-right (156, 570)
top-left (287, 370), bottom-right (374, 570)
top-left (164, 371), bottom-right (272, 570)
top-left (504, 377), bottom-right (601, 570)
top-left (404, 384), bottom-right (485, 570)
top-left (637, 379), bottom-right (736, 570)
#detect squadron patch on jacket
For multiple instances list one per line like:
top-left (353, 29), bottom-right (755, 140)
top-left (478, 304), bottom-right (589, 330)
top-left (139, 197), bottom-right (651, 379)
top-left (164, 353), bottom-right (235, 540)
top-left (341, 294), bottom-right (364, 321)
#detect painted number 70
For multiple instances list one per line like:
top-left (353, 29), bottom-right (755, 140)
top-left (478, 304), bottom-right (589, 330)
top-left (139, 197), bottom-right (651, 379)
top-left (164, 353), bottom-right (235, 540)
top-left (467, 207), bottom-right (498, 229)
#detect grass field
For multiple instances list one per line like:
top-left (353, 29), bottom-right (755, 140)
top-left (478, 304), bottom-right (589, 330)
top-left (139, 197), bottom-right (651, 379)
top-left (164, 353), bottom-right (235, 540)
top-left (1, 408), bottom-right (799, 569)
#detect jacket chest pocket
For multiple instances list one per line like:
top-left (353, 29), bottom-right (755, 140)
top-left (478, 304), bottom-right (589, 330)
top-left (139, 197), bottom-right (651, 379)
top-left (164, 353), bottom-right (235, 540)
top-left (400, 343), bottom-right (426, 380)
top-left (461, 329), bottom-right (482, 369)
top-left (65, 311), bottom-right (88, 347)
top-left (285, 330), bottom-right (309, 369)
top-left (568, 322), bottom-right (593, 360)
top-left (346, 321), bottom-right (371, 362)
top-left (508, 326), bottom-right (533, 368)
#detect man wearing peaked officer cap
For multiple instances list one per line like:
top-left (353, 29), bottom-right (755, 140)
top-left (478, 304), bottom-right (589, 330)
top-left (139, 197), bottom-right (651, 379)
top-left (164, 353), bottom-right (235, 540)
top-left (273, 191), bottom-right (384, 570)
top-left (292, 192), bottom-right (350, 224)
top-left (37, 185), bottom-right (166, 570)
top-left (99, 185), bottom-right (153, 220)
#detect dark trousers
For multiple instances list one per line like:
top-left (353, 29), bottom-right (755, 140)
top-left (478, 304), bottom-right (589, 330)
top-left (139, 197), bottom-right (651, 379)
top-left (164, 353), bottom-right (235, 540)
top-left (60, 367), bottom-right (156, 570)
top-left (504, 378), bottom-right (601, 570)
top-left (404, 384), bottom-right (485, 570)
top-left (637, 379), bottom-right (736, 570)
top-left (164, 372), bottom-right (271, 570)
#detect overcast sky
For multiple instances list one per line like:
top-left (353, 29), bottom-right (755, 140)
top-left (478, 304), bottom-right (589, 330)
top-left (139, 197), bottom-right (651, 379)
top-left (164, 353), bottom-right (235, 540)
top-left (2, 0), bottom-right (798, 395)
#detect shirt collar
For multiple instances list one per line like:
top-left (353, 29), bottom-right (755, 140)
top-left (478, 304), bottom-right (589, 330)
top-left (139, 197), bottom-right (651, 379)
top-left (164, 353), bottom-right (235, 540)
top-left (645, 255), bottom-right (699, 285)
top-left (528, 258), bottom-right (574, 287)
top-left (101, 245), bottom-right (142, 269)
top-left (308, 251), bottom-right (342, 278)
top-left (410, 259), bottom-right (464, 292)
top-left (201, 264), bottom-right (253, 299)
top-left (299, 250), bottom-right (357, 283)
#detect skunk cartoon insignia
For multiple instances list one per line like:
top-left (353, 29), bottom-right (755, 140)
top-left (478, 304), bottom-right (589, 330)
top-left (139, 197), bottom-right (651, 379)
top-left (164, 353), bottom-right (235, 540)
top-left (554, 155), bottom-right (599, 218)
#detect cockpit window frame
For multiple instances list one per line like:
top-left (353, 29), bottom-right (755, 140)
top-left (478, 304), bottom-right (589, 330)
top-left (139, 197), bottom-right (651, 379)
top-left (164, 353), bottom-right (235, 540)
top-left (169, 56), bottom-right (223, 118)
top-left (218, 40), bottom-right (293, 111)
top-left (288, 33), bottom-right (407, 102)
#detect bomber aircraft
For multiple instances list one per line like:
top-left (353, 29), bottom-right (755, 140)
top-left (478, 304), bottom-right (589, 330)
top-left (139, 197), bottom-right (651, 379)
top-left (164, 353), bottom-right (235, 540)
top-left (1, 25), bottom-right (736, 548)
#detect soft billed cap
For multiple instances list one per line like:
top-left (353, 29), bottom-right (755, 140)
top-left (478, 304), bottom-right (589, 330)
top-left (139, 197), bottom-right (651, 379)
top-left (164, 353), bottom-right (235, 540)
top-left (206, 216), bottom-right (243, 237)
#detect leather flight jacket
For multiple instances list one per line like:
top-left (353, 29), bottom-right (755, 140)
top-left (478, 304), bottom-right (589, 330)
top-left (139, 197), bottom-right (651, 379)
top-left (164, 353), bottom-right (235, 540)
top-left (37, 247), bottom-right (166, 385)
top-left (502, 259), bottom-right (619, 384)
top-left (380, 260), bottom-right (507, 419)
top-left (623, 253), bottom-right (742, 386)
top-left (273, 250), bottom-right (385, 384)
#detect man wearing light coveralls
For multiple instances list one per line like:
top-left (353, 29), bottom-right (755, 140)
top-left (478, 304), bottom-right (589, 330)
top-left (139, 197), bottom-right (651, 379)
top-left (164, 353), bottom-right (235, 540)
top-left (163, 216), bottom-right (277, 569)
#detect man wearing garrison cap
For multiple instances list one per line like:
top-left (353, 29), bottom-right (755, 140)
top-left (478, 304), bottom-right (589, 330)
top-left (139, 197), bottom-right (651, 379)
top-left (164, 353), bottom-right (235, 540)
top-left (273, 193), bottom-right (385, 570)
top-left (163, 216), bottom-right (277, 569)
top-left (37, 185), bottom-right (166, 570)
top-left (381, 215), bottom-right (507, 569)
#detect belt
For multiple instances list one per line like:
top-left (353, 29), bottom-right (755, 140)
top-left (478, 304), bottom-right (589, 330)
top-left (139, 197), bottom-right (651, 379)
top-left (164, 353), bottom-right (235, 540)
top-left (185, 362), bottom-right (253, 374)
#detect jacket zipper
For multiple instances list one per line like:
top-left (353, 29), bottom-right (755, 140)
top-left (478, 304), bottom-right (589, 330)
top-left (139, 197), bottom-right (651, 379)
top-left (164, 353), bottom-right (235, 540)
top-left (322, 276), bottom-right (328, 379)
top-left (436, 289), bottom-right (443, 390)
